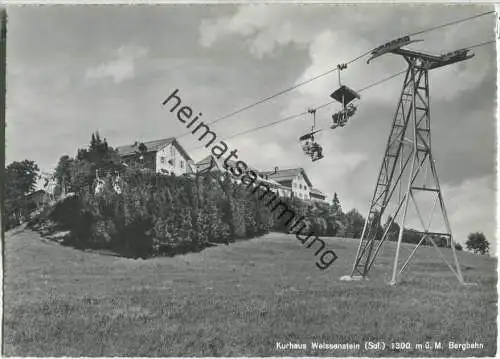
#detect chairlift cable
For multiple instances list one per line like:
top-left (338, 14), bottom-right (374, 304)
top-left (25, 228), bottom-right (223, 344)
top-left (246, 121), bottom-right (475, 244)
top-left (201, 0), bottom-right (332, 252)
top-left (185, 38), bottom-right (493, 150)
top-left (209, 70), bottom-right (408, 143)
top-left (174, 11), bottom-right (495, 141)
top-left (199, 53), bottom-right (371, 129)
top-left (463, 39), bottom-right (496, 50)
top-left (356, 69), bottom-right (407, 93)
top-left (406, 10), bottom-right (495, 37)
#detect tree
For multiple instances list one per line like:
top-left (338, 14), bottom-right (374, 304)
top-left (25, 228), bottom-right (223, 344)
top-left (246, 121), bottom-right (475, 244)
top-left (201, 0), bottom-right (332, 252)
top-left (5, 160), bottom-right (40, 201)
top-left (331, 192), bottom-right (342, 215)
top-left (133, 142), bottom-right (149, 168)
top-left (454, 242), bottom-right (463, 251)
top-left (54, 155), bottom-right (74, 195)
top-left (137, 142), bottom-right (148, 156)
top-left (4, 160), bottom-right (40, 227)
top-left (77, 131), bottom-right (120, 167)
top-left (383, 215), bottom-right (400, 241)
top-left (344, 208), bottom-right (365, 238)
top-left (465, 232), bottom-right (489, 255)
top-left (71, 131), bottom-right (123, 192)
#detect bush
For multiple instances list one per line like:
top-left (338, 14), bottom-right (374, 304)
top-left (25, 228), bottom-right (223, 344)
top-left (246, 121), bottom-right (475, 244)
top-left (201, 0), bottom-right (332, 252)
top-left (40, 168), bottom-right (367, 258)
top-left (41, 169), bottom-right (280, 258)
top-left (49, 195), bottom-right (83, 230)
top-left (27, 205), bottom-right (53, 229)
top-left (93, 219), bottom-right (117, 247)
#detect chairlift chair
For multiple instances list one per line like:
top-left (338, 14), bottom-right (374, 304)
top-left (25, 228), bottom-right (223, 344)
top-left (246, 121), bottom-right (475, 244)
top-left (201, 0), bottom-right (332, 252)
top-left (299, 109), bottom-right (324, 162)
top-left (330, 64), bottom-right (361, 129)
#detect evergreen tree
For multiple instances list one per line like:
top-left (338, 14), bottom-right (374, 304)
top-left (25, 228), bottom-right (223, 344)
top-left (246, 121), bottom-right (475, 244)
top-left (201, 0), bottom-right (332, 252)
top-left (331, 192), bottom-right (342, 214)
top-left (72, 131), bottom-right (123, 192)
top-left (54, 155), bottom-right (74, 194)
top-left (138, 142), bottom-right (148, 156)
top-left (4, 159), bottom-right (40, 228)
top-left (344, 208), bottom-right (365, 238)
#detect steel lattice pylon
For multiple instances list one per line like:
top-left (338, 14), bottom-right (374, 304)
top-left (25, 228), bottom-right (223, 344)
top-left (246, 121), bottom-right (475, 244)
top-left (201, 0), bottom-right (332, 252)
top-left (345, 44), bottom-right (474, 285)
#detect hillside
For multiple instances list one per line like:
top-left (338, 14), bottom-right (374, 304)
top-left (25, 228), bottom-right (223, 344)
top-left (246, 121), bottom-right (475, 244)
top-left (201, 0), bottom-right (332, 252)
top-left (3, 227), bottom-right (497, 356)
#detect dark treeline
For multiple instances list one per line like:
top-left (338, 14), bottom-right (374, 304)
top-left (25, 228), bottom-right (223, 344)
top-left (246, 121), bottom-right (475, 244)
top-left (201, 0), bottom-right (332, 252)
top-left (26, 132), bottom-right (365, 258)
top-left (31, 167), bottom-right (367, 258)
top-left (23, 132), bottom-right (455, 258)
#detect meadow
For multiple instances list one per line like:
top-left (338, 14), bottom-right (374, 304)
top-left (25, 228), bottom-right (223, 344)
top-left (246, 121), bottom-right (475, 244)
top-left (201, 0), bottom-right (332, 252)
top-left (3, 227), bottom-right (497, 356)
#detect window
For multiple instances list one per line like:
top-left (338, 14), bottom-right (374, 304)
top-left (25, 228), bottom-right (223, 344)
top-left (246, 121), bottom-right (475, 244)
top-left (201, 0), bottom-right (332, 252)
top-left (170, 146), bottom-right (175, 157)
top-left (160, 156), bottom-right (166, 164)
top-left (180, 160), bottom-right (184, 169)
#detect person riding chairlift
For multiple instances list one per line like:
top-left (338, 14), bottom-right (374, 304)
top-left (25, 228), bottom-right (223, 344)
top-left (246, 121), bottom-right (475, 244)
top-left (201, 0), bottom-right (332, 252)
top-left (311, 142), bottom-right (323, 161)
top-left (332, 103), bottom-right (357, 127)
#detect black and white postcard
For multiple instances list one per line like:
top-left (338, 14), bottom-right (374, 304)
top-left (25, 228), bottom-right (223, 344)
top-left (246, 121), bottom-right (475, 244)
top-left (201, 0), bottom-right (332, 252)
top-left (2, 2), bottom-right (497, 357)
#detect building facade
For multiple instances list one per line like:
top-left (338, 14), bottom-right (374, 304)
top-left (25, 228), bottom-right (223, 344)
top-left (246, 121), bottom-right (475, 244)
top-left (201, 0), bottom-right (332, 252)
top-left (116, 138), bottom-right (193, 176)
top-left (260, 168), bottom-right (313, 201)
top-left (195, 158), bottom-right (326, 203)
top-left (195, 155), bottom-right (293, 196)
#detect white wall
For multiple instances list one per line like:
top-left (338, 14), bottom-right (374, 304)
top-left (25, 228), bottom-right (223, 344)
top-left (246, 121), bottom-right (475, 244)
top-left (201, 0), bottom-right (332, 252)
top-left (292, 173), bottom-right (311, 200)
top-left (278, 187), bottom-right (292, 198)
top-left (155, 143), bottom-right (190, 176)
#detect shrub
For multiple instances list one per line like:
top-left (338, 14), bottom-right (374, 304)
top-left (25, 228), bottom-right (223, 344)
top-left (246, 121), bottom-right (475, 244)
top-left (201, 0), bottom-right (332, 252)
top-left (27, 205), bottom-right (54, 229)
top-left (40, 169), bottom-right (354, 258)
top-left (49, 195), bottom-right (83, 230)
top-left (93, 219), bottom-right (117, 247)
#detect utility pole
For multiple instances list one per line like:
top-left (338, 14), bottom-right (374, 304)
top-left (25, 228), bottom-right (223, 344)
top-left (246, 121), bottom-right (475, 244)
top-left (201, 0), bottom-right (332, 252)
top-left (343, 37), bottom-right (474, 285)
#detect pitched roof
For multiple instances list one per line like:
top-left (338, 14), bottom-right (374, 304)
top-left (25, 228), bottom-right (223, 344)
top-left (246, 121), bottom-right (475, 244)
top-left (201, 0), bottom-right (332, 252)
top-left (195, 155), bottom-right (261, 174)
top-left (196, 155), bottom-right (211, 165)
top-left (226, 159), bottom-right (260, 175)
top-left (259, 177), bottom-right (285, 188)
top-left (116, 137), bottom-right (192, 161)
top-left (195, 155), bottom-right (221, 173)
top-left (259, 167), bottom-right (312, 187)
top-left (194, 155), bottom-right (283, 187)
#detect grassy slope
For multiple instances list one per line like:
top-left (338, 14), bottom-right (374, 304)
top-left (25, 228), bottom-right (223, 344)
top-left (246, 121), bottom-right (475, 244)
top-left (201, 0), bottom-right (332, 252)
top-left (3, 228), bottom-right (497, 357)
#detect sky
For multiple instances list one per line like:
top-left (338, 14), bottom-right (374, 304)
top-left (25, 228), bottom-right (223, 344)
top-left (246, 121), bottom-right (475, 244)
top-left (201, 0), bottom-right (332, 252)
top-left (5, 4), bottom-right (497, 253)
